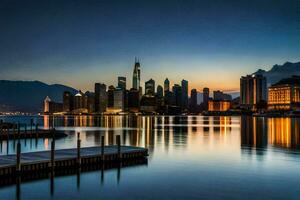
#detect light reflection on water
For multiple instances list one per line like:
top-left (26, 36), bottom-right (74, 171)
top-left (0, 115), bottom-right (300, 200)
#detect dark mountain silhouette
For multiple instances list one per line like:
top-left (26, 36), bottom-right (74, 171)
top-left (253, 61), bottom-right (300, 85)
top-left (0, 80), bottom-right (77, 112)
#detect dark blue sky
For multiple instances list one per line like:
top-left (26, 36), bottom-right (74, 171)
top-left (1, 0), bottom-right (300, 91)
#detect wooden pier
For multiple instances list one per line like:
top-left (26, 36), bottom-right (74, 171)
top-left (0, 120), bottom-right (67, 140)
top-left (0, 132), bottom-right (148, 177)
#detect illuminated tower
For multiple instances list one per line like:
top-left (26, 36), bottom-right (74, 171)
top-left (164, 78), bottom-right (170, 95)
top-left (132, 58), bottom-right (141, 90)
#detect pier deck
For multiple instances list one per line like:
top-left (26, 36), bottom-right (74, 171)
top-left (0, 145), bottom-right (148, 176)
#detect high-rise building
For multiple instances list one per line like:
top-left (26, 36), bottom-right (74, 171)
top-left (95, 83), bottom-right (107, 113)
top-left (145, 79), bottom-right (155, 95)
top-left (107, 85), bottom-right (115, 108)
top-left (44, 96), bottom-right (63, 113)
top-left (203, 87), bottom-right (210, 111)
top-left (132, 59), bottom-right (141, 90)
top-left (190, 89), bottom-right (198, 113)
top-left (213, 90), bottom-right (232, 101)
top-left (164, 78), bottom-right (170, 95)
top-left (181, 79), bottom-right (188, 109)
top-left (240, 75), bottom-right (267, 110)
top-left (63, 91), bottom-right (73, 112)
top-left (118, 76), bottom-right (126, 90)
top-left (128, 88), bottom-right (140, 112)
top-left (113, 88), bottom-right (125, 112)
top-left (157, 85), bottom-right (163, 99)
top-left (268, 76), bottom-right (300, 111)
top-left (172, 84), bottom-right (182, 107)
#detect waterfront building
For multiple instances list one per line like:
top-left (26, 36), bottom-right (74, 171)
top-left (44, 96), bottom-right (63, 113)
top-left (164, 90), bottom-right (174, 106)
top-left (181, 79), bottom-right (188, 109)
top-left (107, 85), bottom-right (115, 108)
top-left (128, 88), bottom-right (140, 112)
top-left (74, 91), bottom-right (88, 113)
top-left (172, 84), bottom-right (182, 107)
top-left (190, 89), bottom-right (198, 113)
top-left (118, 76), bottom-right (126, 90)
top-left (240, 74), bottom-right (267, 110)
top-left (63, 91), bottom-right (73, 112)
top-left (268, 76), bottom-right (300, 111)
top-left (203, 87), bottom-right (210, 111)
top-left (208, 100), bottom-right (231, 112)
top-left (213, 90), bottom-right (232, 101)
top-left (140, 95), bottom-right (157, 113)
top-left (95, 83), bottom-right (107, 113)
top-left (145, 79), bottom-right (155, 95)
top-left (156, 85), bottom-right (163, 99)
top-left (132, 59), bottom-right (141, 90)
top-left (164, 78), bottom-right (170, 95)
top-left (86, 92), bottom-right (95, 113)
top-left (113, 88), bottom-right (125, 112)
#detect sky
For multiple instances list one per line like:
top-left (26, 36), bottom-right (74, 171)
top-left (0, 0), bottom-right (300, 93)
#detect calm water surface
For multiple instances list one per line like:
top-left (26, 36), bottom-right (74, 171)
top-left (0, 115), bottom-right (300, 200)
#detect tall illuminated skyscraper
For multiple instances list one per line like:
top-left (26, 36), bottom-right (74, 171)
top-left (145, 78), bottom-right (155, 95)
top-left (164, 78), bottom-right (170, 95)
top-left (132, 58), bottom-right (141, 90)
top-left (181, 79), bottom-right (188, 109)
top-left (203, 87), bottom-right (210, 111)
top-left (118, 76), bottom-right (126, 90)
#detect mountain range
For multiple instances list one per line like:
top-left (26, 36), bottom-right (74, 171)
top-left (0, 80), bottom-right (76, 112)
top-left (253, 61), bottom-right (300, 86)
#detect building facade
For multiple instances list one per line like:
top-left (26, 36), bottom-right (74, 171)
top-left (203, 87), bottom-right (210, 111)
top-left (181, 79), bottom-right (188, 109)
top-left (145, 79), bottom-right (155, 95)
top-left (132, 60), bottom-right (141, 90)
top-left (118, 76), bottom-right (126, 90)
top-left (95, 83), bottom-right (107, 113)
top-left (268, 76), bottom-right (300, 111)
top-left (240, 74), bottom-right (267, 110)
top-left (208, 100), bottom-right (231, 112)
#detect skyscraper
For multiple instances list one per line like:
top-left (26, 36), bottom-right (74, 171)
top-left (107, 85), bottom-right (115, 108)
top-left (157, 85), bottom-right (163, 99)
top-left (172, 84), bottom-right (182, 107)
top-left (114, 88), bottom-right (125, 112)
top-left (95, 83), bottom-right (107, 113)
top-left (63, 91), bottom-right (73, 112)
top-left (145, 78), bottom-right (155, 95)
top-left (240, 74), bottom-right (267, 110)
top-left (132, 59), bottom-right (141, 90)
top-left (190, 89), bottom-right (198, 113)
top-left (203, 87), bottom-right (210, 111)
top-left (128, 88), bottom-right (140, 112)
top-left (118, 76), bottom-right (126, 90)
top-left (164, 78), bottom-right (170, 95)
top-left (181, 79), bottom-right (188, 109)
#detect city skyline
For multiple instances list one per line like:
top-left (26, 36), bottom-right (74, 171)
top-left (1, 0), bottom-right (300, 92)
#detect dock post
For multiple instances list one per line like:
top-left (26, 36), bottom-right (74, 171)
top-left (30, 119), bottom-right (33, 136)
top-left (101, 135), bottom-right (104, 161)
top-left (16, 142), bottom-right (21, 173)
top-left (17, 122), bottom-right (20, 140)
top-left (35, 123), bottom-right (39, 137)
top-left (24, 124), bottom-right (27, 139)
top-left (77, 132), bottom-right (81, 166)
top-left (51, 140), bottom-right (55, 168)
top-left (117, 135), bottom-right (121, 160)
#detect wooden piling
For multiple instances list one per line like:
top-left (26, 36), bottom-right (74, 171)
top-left (101, 135), bottom-right (104, 160)
top-left (117, 135), bottom-right (121, 160)
top-left (16, 142), bottom-right (21, 173)
top-left (77, 132), bottom-right (81, 166)
top-left (51, 140), bottom-right (55, 168)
